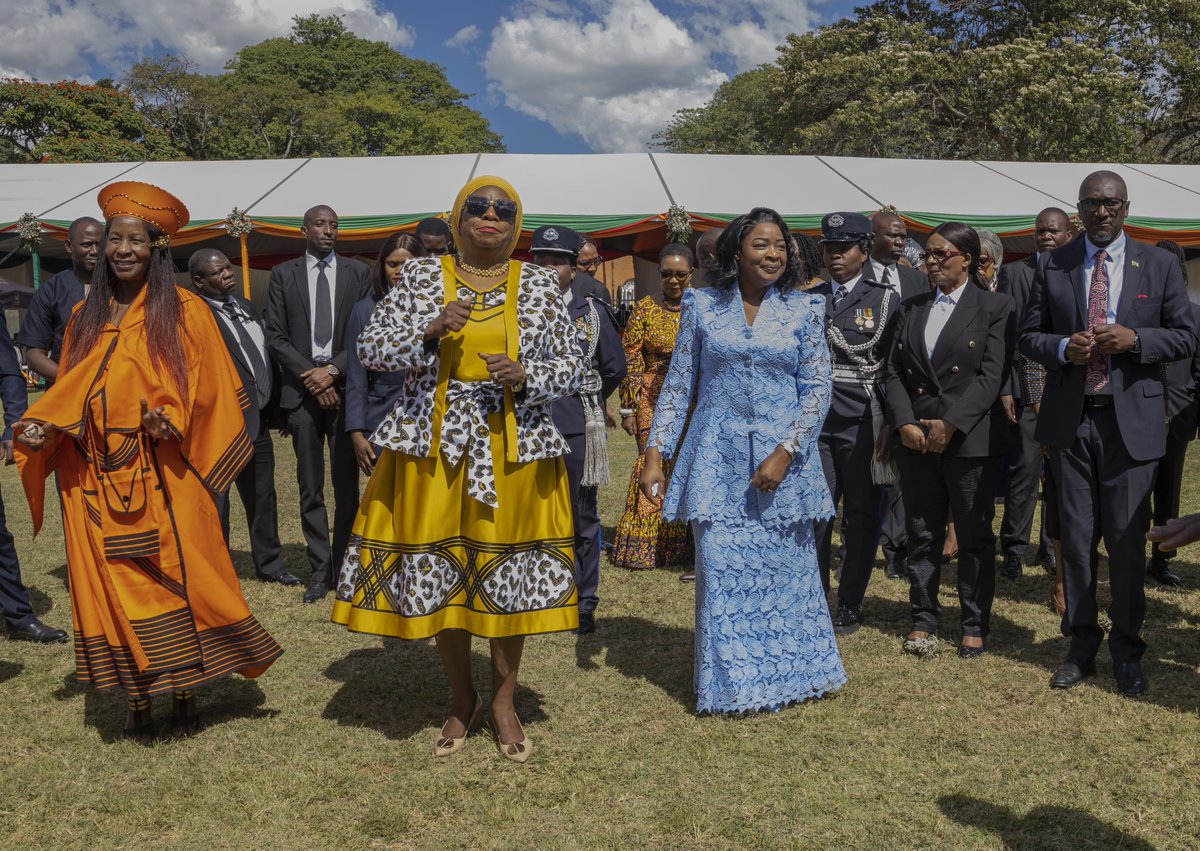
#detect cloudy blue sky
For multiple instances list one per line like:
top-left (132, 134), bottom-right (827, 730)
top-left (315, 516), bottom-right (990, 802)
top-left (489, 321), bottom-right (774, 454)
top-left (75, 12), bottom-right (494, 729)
top-left (4, 0), bottom-right (858, 153)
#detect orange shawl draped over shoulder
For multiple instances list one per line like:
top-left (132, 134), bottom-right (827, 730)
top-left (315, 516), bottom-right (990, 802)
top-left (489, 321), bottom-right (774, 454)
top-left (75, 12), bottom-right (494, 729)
top-left (16, 287), bottom-right (282, 698)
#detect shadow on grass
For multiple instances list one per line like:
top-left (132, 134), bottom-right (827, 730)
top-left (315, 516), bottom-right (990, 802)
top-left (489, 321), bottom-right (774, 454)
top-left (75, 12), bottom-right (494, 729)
top-left (226, 543), bottom-right (320, 585)
top-left (575, 615), bottom-right (694, 710)
top-left (862, 571), bottom-right (1200, 712)
top-left (0, 660), bottom-right (22, 683)
top-left (52, 673), bottom-right (273, 744)
top-left (322, 643), bottom-right (547, 741)
top-left (937, 793), bottom-right (1156, 850)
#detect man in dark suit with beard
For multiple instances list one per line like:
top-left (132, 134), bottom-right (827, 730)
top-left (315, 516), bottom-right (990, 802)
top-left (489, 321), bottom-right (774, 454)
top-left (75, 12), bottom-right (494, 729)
top-left (265, 205), bottom-right (372, 603)
top-left (190, 248), bottom-right (300, 588)
top-left (1020, 170), bottom-right (1196, 697)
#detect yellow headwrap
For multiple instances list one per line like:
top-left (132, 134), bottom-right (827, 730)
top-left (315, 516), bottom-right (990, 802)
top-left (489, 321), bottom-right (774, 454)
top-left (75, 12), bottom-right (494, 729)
top-left (449, 175), bottom-right (524, 257)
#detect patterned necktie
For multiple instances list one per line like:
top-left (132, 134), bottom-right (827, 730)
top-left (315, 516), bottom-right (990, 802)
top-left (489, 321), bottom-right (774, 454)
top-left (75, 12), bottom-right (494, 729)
top-left (223, 302), bottom-right (271, 409)
top-left (314, 259), bottom-right (333, 349)
top-left (832, 284), bottom-right (849, 310)
top-left (1086, 249), bottom-right (1109, 392)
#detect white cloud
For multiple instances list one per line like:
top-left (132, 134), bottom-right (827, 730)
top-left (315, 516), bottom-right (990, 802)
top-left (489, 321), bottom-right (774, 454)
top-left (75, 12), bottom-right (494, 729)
top-left (482, 0), bottom-right (820, 151)
top-left (444, 25), bottom-right (481, 49)
top-left (0, 0), bottom-right (414, 80)
top-left (484, 0), bottom-right (729, 152)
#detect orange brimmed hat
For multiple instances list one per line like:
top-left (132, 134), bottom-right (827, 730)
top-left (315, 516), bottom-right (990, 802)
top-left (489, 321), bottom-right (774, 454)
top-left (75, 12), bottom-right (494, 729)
top-left (96, 181), bottom-right (190, 243)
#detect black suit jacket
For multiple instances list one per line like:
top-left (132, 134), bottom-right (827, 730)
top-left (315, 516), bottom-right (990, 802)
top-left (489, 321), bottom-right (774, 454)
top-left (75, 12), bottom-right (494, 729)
top-left (885, 282), bottom-right (1014, 457)
top-left (204, 294), bottom-right (283, 436)
top-left (1018, 236), bottom-right (1197, 461)
top-left (1163, 302), bottom-right (1200, 441)
top-left (0, 323), bottom-right (27, 440)
top-left (551, 284), bottom-right (626, 438)
top-left (264, 253), bottom-right (373, 411)
top-left (995, 255), bottom-right (1038, 399)
top-left (573, 271), bottom-right (612, 305)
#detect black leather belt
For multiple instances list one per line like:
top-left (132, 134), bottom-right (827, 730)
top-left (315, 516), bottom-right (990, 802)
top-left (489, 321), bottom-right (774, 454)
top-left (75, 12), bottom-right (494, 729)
top-left (1083, 395), bottom-right (1114, 407)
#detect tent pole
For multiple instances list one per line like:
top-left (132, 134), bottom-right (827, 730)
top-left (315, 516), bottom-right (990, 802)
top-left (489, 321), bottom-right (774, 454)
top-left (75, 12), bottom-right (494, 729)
top-left (240, 233), bottom-right (251, 300)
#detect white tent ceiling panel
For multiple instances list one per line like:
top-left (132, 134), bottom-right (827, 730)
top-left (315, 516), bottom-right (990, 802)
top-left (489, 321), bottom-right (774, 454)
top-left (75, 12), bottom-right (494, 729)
top-left (825, 156), bottom-right (1061, 217)
top-left (474, 153), bottom-right (671, 215)
top-left (248, 154), bottom-right (478, 218)
top-left (653, 153), bottom-right (877, 216)
top-left (0, 162), bottom-right (142, 223)
top-left (991, 161), bottom-right (1200, 218)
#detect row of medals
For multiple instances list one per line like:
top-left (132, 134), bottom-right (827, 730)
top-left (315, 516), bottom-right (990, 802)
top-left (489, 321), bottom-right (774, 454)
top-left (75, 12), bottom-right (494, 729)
top-left (854, 307), bottom-right (876, 331)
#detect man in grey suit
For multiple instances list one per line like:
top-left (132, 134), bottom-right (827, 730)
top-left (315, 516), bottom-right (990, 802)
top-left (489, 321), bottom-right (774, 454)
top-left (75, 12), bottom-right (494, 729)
top-left (1020, 171), bottom-right (1196, 697)
top-left (995, 208), bottom-right (1074, 578)
top-left (265, 205), bottom-right (372, 603)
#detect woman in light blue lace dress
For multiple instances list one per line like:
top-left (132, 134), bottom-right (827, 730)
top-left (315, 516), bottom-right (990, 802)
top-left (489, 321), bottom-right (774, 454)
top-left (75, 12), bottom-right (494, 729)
top-left (640, 208), bottom-right (846, 714)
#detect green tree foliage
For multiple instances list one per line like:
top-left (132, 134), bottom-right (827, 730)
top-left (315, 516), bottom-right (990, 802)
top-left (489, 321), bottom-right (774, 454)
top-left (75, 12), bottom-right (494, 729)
top-left (656, 0), bottom-right (1200, 162)
top-left (0, 79), bottom-right (179, 163)
top-left (123, 14), bottom-right (504, 160)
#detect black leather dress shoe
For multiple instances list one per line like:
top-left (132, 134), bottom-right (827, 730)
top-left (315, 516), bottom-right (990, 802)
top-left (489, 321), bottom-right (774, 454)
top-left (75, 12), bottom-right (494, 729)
top-left (831, 604), bottom-right (862, 635)
top-left (302, 582), bottom-right (330, 604)
top-left (1114, 661), bottom-right (1147, 697)
top-left (884, 560), bottom-right (906, 580)
top-left (6, 619), bottom-right (68, 644)
top-left (1000, 554), bottom-right (1022, 580)
top-left (678, 572), bottom-right (695, 583)
top-left (1041, 546), bottom-right (1057, 577)
top-left (576, 611), bottom-right (596, 635)
top-left (257, 570), bottom-right (303, 587)
top-left (1146, 558), bottom-right (1183, 588)
top-left (1050, 660), bottom-right (1095, 689)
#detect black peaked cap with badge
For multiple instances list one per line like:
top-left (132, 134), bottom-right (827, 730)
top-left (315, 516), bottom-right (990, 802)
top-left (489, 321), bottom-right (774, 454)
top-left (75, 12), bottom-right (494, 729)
top-left (819, 212), bottom-right (873, 244)
top-left (530, 225), bottom-right (582, 257)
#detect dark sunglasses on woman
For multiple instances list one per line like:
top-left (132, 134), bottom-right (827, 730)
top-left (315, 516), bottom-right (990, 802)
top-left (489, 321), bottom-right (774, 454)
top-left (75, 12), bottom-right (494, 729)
top-left (463, 195), bottom-right (519, 222)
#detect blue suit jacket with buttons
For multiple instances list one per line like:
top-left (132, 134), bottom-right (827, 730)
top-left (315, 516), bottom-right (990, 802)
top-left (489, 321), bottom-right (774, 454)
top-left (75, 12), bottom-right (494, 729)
top-left (1018, 236), bottom-right (1196, 461)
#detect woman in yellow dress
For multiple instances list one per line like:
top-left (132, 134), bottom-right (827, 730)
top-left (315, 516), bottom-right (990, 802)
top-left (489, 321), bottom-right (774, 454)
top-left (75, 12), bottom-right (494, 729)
top-left (332, 177), bottom-right (583, 763)
top-left (610, 243), bottom-right (694, 571)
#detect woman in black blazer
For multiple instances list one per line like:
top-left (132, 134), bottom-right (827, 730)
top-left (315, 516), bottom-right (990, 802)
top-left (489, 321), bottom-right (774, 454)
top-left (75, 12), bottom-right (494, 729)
top-left (883, 222), bottom-right (1014, 658)
top-left (344, 232), bottom-right (422, 474)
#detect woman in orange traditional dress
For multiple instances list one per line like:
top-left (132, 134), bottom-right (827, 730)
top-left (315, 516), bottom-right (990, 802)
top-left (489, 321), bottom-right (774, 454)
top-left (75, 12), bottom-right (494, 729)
top-left (15, 181), bottom-right (282, 741)
top-left (609, 243), bottom-right (694, 573)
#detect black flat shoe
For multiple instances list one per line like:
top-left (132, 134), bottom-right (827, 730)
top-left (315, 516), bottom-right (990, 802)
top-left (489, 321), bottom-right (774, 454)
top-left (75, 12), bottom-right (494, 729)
top-left (1114, 661), bottom-right (1147, 697)
top-left (957, 643), bottom-right (987, 659)
top-left (831, 604), bottom-right (862, 636)
top-left (257, 570), bottom-right (303, 587)
top-left (302, 582), bottom-right (330, 604)
top-left (576, 611), bottom-right (596, 635)
top-left (1000, 555), bottom-right (1022, 580)
top-left (1050, 659), bottom-right (1095, 689)
top-left (122, 704), bottom-right (156, 744)
top-left (6, 619), bottom-right (68, 644)
top-left (884, 560), bottom-right (906, 580)
top-left (169, 693), bottom-right (202, 737)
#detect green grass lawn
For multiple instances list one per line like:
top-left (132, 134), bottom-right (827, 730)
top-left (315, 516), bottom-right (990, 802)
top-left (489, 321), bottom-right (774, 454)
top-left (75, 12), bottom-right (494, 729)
top-left (1, 428), bottom-right (1198, 849)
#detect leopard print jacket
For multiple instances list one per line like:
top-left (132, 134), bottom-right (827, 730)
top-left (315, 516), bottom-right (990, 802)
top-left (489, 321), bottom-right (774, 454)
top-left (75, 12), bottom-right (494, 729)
top-left (358, 257), bottom-right (585, 462)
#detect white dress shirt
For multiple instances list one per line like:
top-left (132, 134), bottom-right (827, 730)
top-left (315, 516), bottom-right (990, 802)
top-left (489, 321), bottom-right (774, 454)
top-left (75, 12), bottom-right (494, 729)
top-left (924, 284), bottom-right (964, 360)
top-left (1055, 232), bottom-right (1127, 363)
top-left (870, 258), bottom-right (900, 290)
top-left (306, 250), bottom-right (338, 361)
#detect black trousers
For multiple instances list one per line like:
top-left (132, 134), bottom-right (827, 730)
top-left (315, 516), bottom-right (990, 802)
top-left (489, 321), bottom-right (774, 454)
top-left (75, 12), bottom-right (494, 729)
top-left (1052, 404), bottom-right (1156, 665)
top-left (286, 396), bottom-right (359, 586)
top-left (215, 418), bottom-right (286, 579)
top-left (816, 414), bottom-right (882, 607)
top-left (564, 432), bottom-right (601, 615)
top-left (0, 485), bottom-right (35, 630)
top-left (879, 483), bottom-right (907, 565)
top-left (1000, 404), bottom-right (1042, 560)
top-left (895, 448), bottom-right (1000, 638)
top-left (1149, 423), bottom-right (1190, 561)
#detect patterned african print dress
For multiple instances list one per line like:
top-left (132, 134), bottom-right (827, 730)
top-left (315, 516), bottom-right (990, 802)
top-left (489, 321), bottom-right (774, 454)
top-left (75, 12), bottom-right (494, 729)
top-left (610, 296), bottom-right (692, 569)
top-left (331, 257), bottom-right (584, 639)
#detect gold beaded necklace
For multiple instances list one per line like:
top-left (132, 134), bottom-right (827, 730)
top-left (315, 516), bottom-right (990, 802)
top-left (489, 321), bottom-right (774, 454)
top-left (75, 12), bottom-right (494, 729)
top-left (455, 254), bottom-right (508, 278)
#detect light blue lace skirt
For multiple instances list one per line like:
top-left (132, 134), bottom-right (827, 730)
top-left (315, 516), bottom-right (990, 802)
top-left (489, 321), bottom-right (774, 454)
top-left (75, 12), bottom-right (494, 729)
top-left (693, 520), bottom-right (846, 714)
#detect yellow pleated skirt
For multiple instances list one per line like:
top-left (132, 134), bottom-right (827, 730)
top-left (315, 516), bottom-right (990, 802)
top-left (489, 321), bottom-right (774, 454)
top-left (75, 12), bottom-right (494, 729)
top-left (331, 409), bottom-right (579, 640)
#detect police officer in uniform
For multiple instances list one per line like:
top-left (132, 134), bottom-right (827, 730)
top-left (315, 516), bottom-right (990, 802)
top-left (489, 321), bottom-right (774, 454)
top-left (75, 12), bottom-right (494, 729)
top-left (530, 226), bottom-right (627, 635)
top-left (811, 212), bottom-right (901, 634)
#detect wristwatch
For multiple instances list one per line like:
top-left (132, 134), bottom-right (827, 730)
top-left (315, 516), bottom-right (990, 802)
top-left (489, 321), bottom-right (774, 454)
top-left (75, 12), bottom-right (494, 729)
top-left (1130, 330), bottom-right (1141, 354)
top-left (326, 364), bottom-right (341, 378)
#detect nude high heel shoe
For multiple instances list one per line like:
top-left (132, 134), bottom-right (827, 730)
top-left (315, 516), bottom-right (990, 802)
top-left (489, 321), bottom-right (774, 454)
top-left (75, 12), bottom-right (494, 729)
top-left (490, 710), bottom-right (533, 764)
top-left (434, 692), bottom-right (483, 757)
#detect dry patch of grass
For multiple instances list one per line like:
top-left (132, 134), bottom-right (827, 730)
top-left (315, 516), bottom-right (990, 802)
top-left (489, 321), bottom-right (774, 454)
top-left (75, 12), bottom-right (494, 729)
top-left (1, 428), bottom-right (1198, 849)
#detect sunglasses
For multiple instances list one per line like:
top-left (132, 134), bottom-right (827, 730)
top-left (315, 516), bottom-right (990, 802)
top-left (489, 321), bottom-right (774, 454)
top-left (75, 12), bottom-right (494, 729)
top-left (579, 257), bottom-right (603, 270)
top-left (659, 269), bottom-right (691, 280)
top-left (925, 248), bottom-right (965, 263)
top-left (1078, 197), bottom-right (1127, 214)
top-left (462, 195), bottom-right (518, 223)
